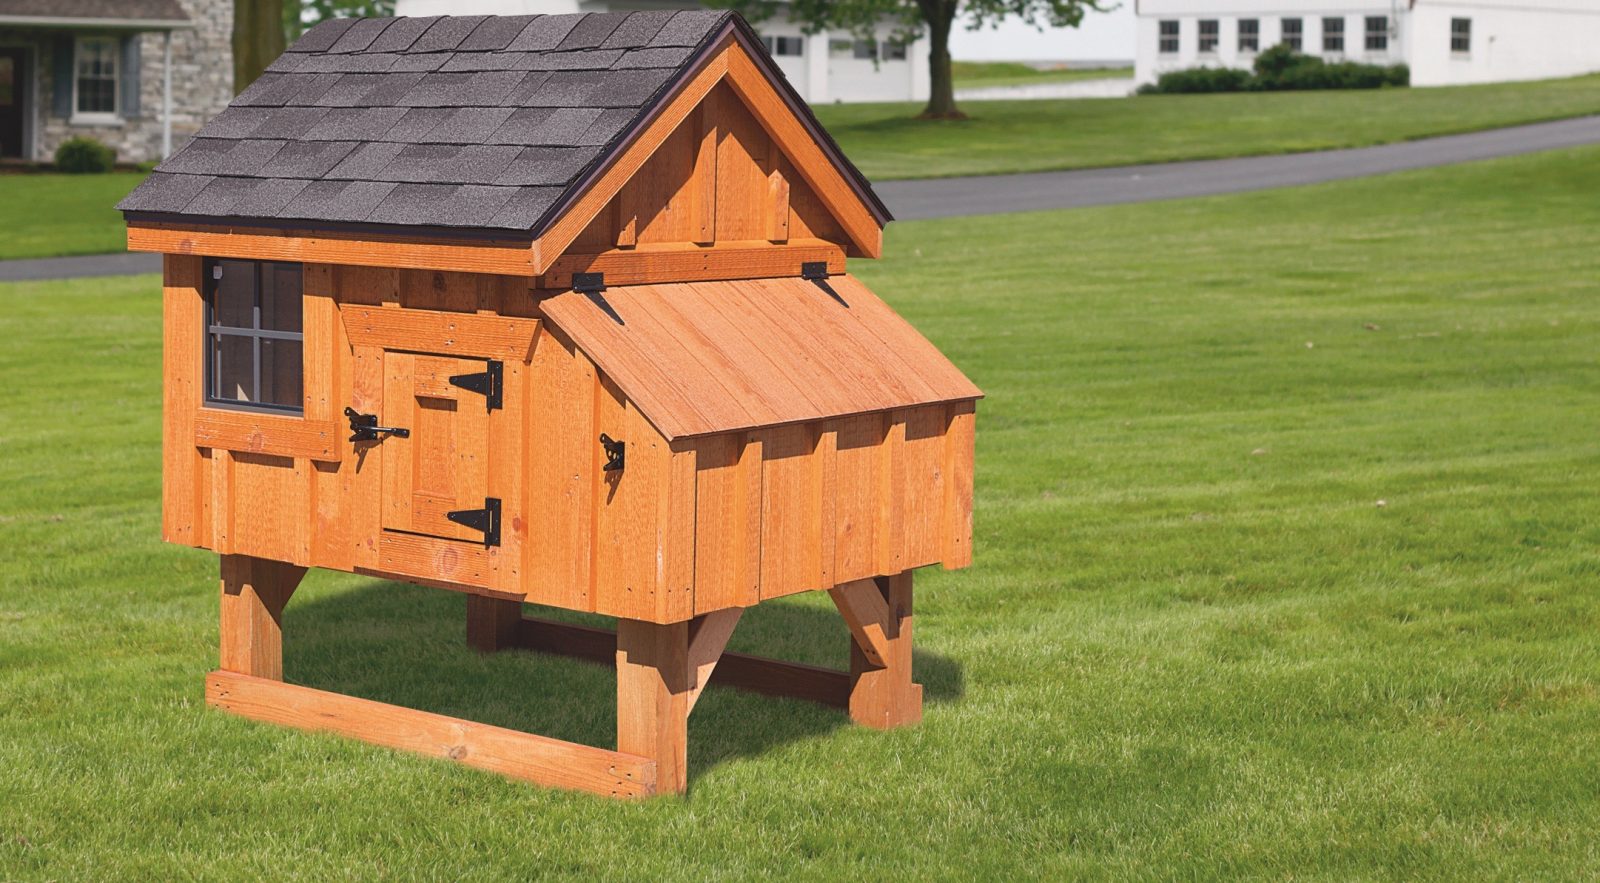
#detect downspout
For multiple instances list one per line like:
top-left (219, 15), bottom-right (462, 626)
top-left (161, 29), bottom-right (172, 158)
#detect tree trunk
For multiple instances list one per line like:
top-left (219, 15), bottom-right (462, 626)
top-left (233, 0), bottom-right (286, 95)
top-left (919, 5), bottom-right (964, 119)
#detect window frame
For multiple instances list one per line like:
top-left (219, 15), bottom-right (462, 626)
top-left (1451, 17), bottom-right (1471, 54)
top-left (1238, 18), bottom-right (1260, 53)
top-left (1322, 16), bottom-right (1345, 54)
top-left (72, 34), bottom-right (120, 124)
top-left (1197, 19), bottom-right (1219, 54)
top-left (203, 259), bottom-right (306, 416)
top-left (1158, 19), bottom-right (1180, 55)
top-left (1281, 18), bottom-right (1303, 52)
top-left (1365, 16), bottom-right (1389, 52)
top-left (882, 39), bottom-right (908, 61)
top-left (760, 35), bottom-right (805, 57)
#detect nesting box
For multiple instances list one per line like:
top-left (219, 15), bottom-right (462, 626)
top-left (120, 10), bottom-right (979, 798)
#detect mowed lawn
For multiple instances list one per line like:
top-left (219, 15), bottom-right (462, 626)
top-left (3, 147), bottom-right (1600, 879)
top-left (0, 172), bottom-right (146, 261)
top-left (815, 73), bottom-right (1600, 179)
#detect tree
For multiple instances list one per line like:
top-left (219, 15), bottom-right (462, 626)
top-left (709, 0), bottom-right (1108, 119)
top-left (232, 0), bottom-right (395, 93)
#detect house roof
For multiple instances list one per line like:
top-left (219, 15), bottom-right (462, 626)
top-left (539, 274), bottom-right (981, 440)
top-left (118, 11), bottom-right (888, 237)
top-left (0, 0), bottom-right (188, 26)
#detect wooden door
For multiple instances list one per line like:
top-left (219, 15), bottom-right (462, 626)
top-left (381, 351), bottom-right (497, 544)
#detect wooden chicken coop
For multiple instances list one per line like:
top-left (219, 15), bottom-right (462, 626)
top-left (120, 9), bottom-right (980, 798)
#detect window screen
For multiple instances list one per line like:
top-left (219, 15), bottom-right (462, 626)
top-left (206, 260), bottom-right (304, 414)
top-left (1323, 17), bottom-right (1345, 53)
top-left (1281, 18), bottom-right (1302, 51)
top-left (1159, 20), bottom-right (1179, 54)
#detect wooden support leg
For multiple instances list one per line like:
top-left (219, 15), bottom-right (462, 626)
top-left (218, 554), bottom-right (307, 681)
top-left (617, 619), bottom-right (692, 795)
top-left (466, 595), bottom-right (522, 654)
top-left (831, 572), bottom-right (922, 730)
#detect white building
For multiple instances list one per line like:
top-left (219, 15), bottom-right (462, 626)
top-left (395, 0), bottom-right (930, 103)
top-left (1134, 0), bottom-right (1600, 88)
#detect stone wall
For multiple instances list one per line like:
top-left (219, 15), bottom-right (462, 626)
top-left (7, 0), bottom-right (232, 164)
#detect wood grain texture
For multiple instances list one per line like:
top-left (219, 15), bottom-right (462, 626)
top-left (827, 578), bottom-right (893, 667)
top-left (218, 554), bottom-right (306, 681)
top-left (846, 573), bottom-right (922, 729)
top-left (942, 401), bottom-right (976, 569)
top-left (161, 255), bottom-right (204, 546)
top-left (129, 223), bottom-right (535, 277)
top-left (194, 410), bottom-right (340, 461)
top-left (686, 608), bottom-right (741, 713)
top-left (525, 328), bottom-right (598, 612)
top-left (616, 618), bottom-right (691, 795)
top-left (538, 239), bottom-right (843, 288)
top-left (342, 306), bottom-right (539, 361)
top-left (205, 671), bottom-right (656, 798)
top-left (466, 595), bottom-right (523, 654)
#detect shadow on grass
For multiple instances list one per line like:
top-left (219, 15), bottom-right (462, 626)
top-left (281, 578), bottom-right (963, 785)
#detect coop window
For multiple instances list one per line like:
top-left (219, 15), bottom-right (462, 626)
top-left (1451, 18), bottom-right (1471, 53)
top-left (1365, 16), bottom-right (1389, 51)
top-left (74, 36), bottom-right (119, 117)
top-left (1323, 17), bottom-right (1345, 53)
top-left (1281, 18), bottom-right (1302, 51)
top-left (205, 259), bottom-right (304, 414)
top-left (1158, 20), bottom-right (1179, 54)
top-left (1238, 19), bottom-right (1259, 53)
top-left (1198, 20), bottom-right (1219, 54)
top-left (760, 35), bottom-right (804, 57)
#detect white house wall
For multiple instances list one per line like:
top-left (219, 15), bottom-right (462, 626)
top-left (1408, 1), bottom-right (1600, 87)
top-left (1135, 5), bottom-right (1404, 86)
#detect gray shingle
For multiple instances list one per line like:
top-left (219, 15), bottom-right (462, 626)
top-left (418, 107), bottom-right (516, 144)
top-left (296, 52), bottom-right (399, 73)
top-left (254, 106), bottom-right (332, 140)
top-left (231, 177), bottom-right (312, 217)
top-left (278, 180), bottom-right (397, 222)
top-left (492, 147), bottom-right (597, 186)
top-left (497, 71), bottom-right (553, 106)
top-left (367, 183), bottom-right (517, 227)
top-left (522, 70), bottom-right (603, 107)
top-left (371, 144), bottom-right (522, 184)
top-left (599, 9), bottom-right (673, 49)
top-left (523, 49), bottom-right (623, 71)
top-left (598, 68), bottom-right (675, 106)
top-left (301, 106), bottom-right (407, 141)
top-left (610, 47), bottom-right (694, 70)
top-left (325, 141), bottom-right (405, 179)
top-left (488, 107), bottom-right (599, 146)
top-left (398, 70), bottom-right (523, 107)
top-left (230, 73), bottom-right (285, 106)
top-left (200, 106), bottom-right (273, 139)
top-left (439, 52), bottom-right (539, 73)
top-left (235, 72), bottom-right (340, 107)
top-left (650, 10), bottom-right (729, 47)
top-left (351, 71), bottom-right (428, 107)
top-left (383, 107), bottom-right (458, 142)
top-left (575, 107), bottom-right (636, 146)
top-left (313, 73), bottom-right (389, 107)
top-left (265, 52), bottom-right (307, 73)
top-left (388, 53), bottom-right (451, 73)
top-left (328, 17), bottom-right (393, 53)
top-left (487, 186), bottom-right (563, 229)
top-left (558, 13), bottom-right (630, 51)
top-left (406, 15), bottom-right (486, 53)
top-left (161, 138), bottom-right (286, 176)
top-left (117, 172), bottom-right (215, 213)
top-left (287, 17), bottom-right (358, 52)
top-left (458, 15), bottom-right (539, 52)
top-left (367, 15), bottom-right (436, 53)
top-left (257, 141), bottom-right (359, 178)
top-left (505, 14), bottom-right (581, 52)
top-left (182, 176), bottom-right (265, 216)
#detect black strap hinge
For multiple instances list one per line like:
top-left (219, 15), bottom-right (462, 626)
top-left (446, 497), bottom-right (501, 548)
top-left (448, 360), bottom-right (503, 411)
top-left (573, 272), bottom-right (624, 325)
top-left (801, 261), bottom-right (847, 306)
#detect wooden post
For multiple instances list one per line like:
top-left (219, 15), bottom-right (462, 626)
top-left (218, 554), bottom-right (306, 681)
top-left (616, 618), bottom-right (692, 795)
top-left (466, 595), bottom-right (522, 654)
top-left (834, 572), bottom-right (922, 729)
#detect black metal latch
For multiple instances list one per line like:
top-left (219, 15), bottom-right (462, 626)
top-left (574, 271), bottom-right (624, 325)
top-left (801, 261), bottom-right (847, 306)
top-left (449, 360), bottom-right (503, 411)
top-left (344, 407), bottom-right (410, 443)
top-left (447, 497), bottom-right (501, 548)
top-left (599, 434), bottom-right (625, 472)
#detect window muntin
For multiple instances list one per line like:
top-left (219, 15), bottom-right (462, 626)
top-left (1158, 20), bottom-right (1179, 54)
top-left (760, 35), bottom-right (804, 57)
top-left (1322, 17), bottom-right (1345, 53)
top-left (1451, 17), bottom-right (1471, 53)
top-left (1238, 19), bottom-right (1260, 53)
top-left (206, 259), bottom-right (304, 414)
top-left (1198, 19), bottom-right (1219, 53)
top-left (1365, 16), bottom-right (1388, 51)
top-left (75, 36), bottom-right (118, 116)
top-left (1281, 18), bottom-right (1302, 51)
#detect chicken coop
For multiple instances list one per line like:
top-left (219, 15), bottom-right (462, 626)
top-left (119, 9), bottom-right (980, 798)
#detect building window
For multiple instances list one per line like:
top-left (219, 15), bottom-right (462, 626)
top-left (760, 35), bottom-right (804, 57)
top-left (883, 40), bottom-right (908, 61)
top-left (1451, 18), bottom-right (1471, 53)
top-left (1281, 18), bottom-right (1302, 51)
top-left (1365, 16), bottom-right (1388, 51)
top-left (1322, 17), bottom-right (1345, 53)
top-left (1198, 19), bottom-right (1219, 54)
top-left (852, 39), bottom-right (877, 60)
top-left (1158, 20), bottom-right (1179, 55)
top-left (1238, 19), bottom-right (1259, 53)
top-left (74, 36), bottom-right (119, 117)
top-left (206, 260), bottom-right (304, 414)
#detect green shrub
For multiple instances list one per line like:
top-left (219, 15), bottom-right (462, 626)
top-left (1141, 44), bottom-right (1409, 94)
top-left (54, 137), bottom-right (117, 173)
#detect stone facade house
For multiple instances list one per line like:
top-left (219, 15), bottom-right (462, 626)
top-left (0, 0), bottom-right (233, 164)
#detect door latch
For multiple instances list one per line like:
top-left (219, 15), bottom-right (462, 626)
top-left (344, 407), bottom-right (410, 443)
top-left (599, 434), bottom-right (625, 472)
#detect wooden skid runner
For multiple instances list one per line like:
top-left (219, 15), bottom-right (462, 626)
top-left (515, 616), bottom-right (852, 708)
top-left (205, 670), bottom-right (657, 799)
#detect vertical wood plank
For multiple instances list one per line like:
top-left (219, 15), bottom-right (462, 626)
top-left (616, 618), bottom-right (691, 795)
top-left (900, 405), bottom-right (948, 567)
top-left (877, 413), bottom-right (906, 576)
top-left (218, 554), bottom-right (307, 681)
top-left (845, 572), bottom-right (922, 730)
top-left (466, 595), bottom-right (523, 654)
top-left (664, 442), bottom-right (697, 622)
top-left (942, 401), bottom-right (976, 569)
top-left (831, 414), bottom-right (883, 583)
top-left (594, 378), bottom-right (668, 621)
top-left (691, 433), bottom-right (762, 613)
top-left (161, 255), bottom-right (204, 546)
top-left (526, 328), bottom-right (597, 611)
top-left (693, 102), bottom-right (718, 246)
top-left (757, 423), bottom-right (822, 600)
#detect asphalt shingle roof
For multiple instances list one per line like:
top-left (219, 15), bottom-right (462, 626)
top-left (119, 11), bottom-right (888, 237)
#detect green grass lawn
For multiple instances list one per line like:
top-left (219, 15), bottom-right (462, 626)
top-left (815, 73), bottom-right (1600, 179)
top-left (4, 147), bottom-right (1600, 879)
top-left (953, 60), bottom-right (1133, 89)
top-left (0, 172), bottom-right (146, 261)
